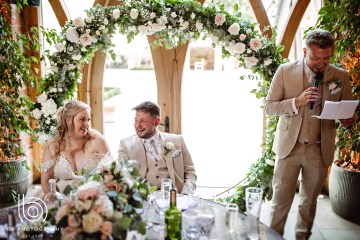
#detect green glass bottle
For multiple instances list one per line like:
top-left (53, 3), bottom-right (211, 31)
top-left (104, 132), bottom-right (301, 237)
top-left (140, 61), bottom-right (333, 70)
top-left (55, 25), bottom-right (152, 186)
top-left (165, 188), bottom-right (182, 240)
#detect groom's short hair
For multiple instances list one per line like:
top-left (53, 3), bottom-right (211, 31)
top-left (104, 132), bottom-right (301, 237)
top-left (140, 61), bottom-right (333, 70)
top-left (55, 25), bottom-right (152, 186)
top-left (132, 101), bottom-right (160, 117)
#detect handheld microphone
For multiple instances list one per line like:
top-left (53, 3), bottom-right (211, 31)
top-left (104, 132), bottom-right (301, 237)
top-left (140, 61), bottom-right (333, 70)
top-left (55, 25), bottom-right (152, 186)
top-left (310, 72), bottom-right (323, 110)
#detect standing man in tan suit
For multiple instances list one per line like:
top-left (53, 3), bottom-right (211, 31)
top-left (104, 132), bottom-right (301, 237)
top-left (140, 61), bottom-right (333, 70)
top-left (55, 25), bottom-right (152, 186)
top-left (265, 29), bottom-right (356, 239)
top-left (118, 101), bottom-right (197, 194)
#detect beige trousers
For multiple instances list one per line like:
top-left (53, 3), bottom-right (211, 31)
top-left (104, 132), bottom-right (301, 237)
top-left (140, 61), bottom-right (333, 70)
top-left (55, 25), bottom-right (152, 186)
top-left (269, 142), bottom-right (328, 240)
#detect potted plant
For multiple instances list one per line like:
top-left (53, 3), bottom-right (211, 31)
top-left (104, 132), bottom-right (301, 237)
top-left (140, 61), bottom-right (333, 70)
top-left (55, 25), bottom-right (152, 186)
top-left (313, 0), bottom-right (360, 223)
top-left (0, 1), bottom-right (40, 204)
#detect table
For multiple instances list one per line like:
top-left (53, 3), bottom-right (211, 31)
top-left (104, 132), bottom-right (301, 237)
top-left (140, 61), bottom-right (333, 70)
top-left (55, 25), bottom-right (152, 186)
top-left (0, 199), bottom-right (284, 240)
top-left (144, 198), bottom-right (284, 240)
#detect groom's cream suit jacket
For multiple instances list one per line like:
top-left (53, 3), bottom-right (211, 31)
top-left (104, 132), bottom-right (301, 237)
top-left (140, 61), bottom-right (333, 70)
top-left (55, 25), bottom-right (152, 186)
top-left (265, 59), bottom-right (353, 167)
top-left (118, 132), bottom-right (197, 194)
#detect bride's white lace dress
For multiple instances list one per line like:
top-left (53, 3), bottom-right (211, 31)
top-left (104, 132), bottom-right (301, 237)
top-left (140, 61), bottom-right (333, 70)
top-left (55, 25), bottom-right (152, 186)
top-left (41, 153), bottom-right (104, 192)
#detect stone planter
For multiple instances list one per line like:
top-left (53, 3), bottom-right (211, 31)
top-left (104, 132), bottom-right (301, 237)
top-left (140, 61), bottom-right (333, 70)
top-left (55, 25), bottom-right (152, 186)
top-left (329, 162), bottom-right (360, 223)
top-left (0, 156), bottom-right (29, 205)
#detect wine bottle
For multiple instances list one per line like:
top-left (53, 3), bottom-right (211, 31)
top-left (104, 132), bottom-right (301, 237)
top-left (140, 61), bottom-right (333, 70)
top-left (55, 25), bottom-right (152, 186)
top-left (165, 188), bottom-right (182, 240)
top-left (43, 179), bottom-right (64, 209)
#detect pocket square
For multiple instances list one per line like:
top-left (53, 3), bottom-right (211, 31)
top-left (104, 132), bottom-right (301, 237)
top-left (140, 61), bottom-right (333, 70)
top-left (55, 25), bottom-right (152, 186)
top-left (172, 150), bottom-right (181, 158)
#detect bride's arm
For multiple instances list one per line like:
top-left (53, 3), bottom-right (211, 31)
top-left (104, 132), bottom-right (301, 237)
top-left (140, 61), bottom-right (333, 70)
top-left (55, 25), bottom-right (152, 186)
top-left (41, 140), bottom-right (56, 194)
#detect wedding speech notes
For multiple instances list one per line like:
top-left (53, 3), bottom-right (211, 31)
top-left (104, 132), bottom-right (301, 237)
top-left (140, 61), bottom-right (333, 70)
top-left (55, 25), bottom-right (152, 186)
top-left (312, 100), bottom-right (359, 120)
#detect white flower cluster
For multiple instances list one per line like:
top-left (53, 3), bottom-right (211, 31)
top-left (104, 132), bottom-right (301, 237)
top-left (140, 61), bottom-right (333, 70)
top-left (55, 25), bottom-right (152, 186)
top-left (35, 0), bottom-right (280, 143)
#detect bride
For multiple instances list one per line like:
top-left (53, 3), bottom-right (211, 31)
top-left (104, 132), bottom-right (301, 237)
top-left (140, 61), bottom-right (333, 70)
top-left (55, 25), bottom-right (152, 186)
top-left (41, 100), bottom-right (111, 194)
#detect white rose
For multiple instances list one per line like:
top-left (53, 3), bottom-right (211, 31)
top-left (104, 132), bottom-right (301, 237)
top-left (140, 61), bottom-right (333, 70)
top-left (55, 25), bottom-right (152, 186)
top-left (191, 12), bottom-right (195, 19)
top-left (80, 33), bottom-right (92, 46)
top-left (150, 12), bottom-right (156, 19)
top-left (214, 13), bottom-right (226, 26)
top-left (239, 34), bottom-right (247, 41)
top-left (72, 55), bottom-right (82, 61)
top-left (65, 27), bottom-right (79, 43)
top-left (227, 41), bottom-right (246, 54)
top-left (159, 15), bottom-right (168, 24)
top-left (66, 64), bottom-right (76, 70)
top-left (73, 17), bottom-right (85, 27)
top-left (130, 9), bottom-right (139, 19)
top-left (113, 9), bottom-right (120, 19)
top-left (228, 23), bottom-right (240, 35)
top-left (74, 199), bottom-right (92, 212)
top-left (250, 38), bottom-right (262, 51)
top-left (86, 29), bottom-right (90, 34)
top-left (103, 19), bottom-right (108, 25)
top-left (128, 26), bottom-right (136, 31)
top-left (82, 211), bottom-right (103, 234)
top-left (42, 98), bottom-right (58, 117)
top-left (265, 159), bottom-right (275, 166)
top-left (68, 46), bottom-right (73, 51)
top-left (196, 20), bottom-right (203, 30)
top-left (51, 66), bottom-right (58, 73)
top-left (37, 93), bottom-right (47, 104)
top-left (245, 56), bottom-right (259, 68)
top-left (32, 108), bottom-right (41, 119)
top-left (55, 43), bottom-right (64, 52)
top-left (96, 30), bottom-right (100, 35)
top-left (179, 21), bottom-right (189, 30)
top-left (263, 58), bottom-right (272, 66)
top-left (171, 12), bottom-right (177, 18)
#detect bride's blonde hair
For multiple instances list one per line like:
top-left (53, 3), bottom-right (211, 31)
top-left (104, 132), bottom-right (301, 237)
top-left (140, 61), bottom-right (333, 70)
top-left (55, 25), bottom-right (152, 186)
top-left (52, 100), bottom-right (94, 159)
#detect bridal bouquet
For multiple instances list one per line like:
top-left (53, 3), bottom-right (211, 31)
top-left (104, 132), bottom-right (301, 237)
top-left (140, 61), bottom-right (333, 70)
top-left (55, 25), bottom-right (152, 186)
top-left (53, 157), bottom-right (151, 240)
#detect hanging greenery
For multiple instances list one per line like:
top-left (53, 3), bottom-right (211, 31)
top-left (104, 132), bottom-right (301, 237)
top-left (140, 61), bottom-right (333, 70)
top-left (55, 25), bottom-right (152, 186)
top-left (30, 0), bottom-right (286, 211)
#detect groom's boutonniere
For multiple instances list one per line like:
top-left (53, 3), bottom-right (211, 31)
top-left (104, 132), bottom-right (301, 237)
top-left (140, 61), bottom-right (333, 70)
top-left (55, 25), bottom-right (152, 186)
top-left (163, 140), bottom-right (175, 153)
top-left (328, 79), bottom-right (342, 94)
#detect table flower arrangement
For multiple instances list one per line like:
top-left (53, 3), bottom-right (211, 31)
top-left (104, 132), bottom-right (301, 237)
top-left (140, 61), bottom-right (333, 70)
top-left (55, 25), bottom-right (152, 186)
top-left (51, 156), bottom-right (151, 240)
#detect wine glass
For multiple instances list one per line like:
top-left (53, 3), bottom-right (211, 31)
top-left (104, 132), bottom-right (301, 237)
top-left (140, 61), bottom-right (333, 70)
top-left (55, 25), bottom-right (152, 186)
top-left (152, 190), bottom-right (170, 232)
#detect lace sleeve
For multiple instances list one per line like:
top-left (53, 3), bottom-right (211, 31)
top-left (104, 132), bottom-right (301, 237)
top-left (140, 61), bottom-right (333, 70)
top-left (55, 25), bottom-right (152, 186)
top-left (40, 159), bottom-right (56, 173)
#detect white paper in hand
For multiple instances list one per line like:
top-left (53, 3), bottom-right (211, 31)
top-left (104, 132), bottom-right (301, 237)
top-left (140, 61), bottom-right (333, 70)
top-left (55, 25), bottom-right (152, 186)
top-left (312, 100), bottom-right (359, 120)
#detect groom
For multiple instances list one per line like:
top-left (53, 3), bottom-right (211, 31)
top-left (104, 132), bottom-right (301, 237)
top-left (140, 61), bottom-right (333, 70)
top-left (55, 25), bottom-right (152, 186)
top-left (118, 101), bottom-right (197, 194)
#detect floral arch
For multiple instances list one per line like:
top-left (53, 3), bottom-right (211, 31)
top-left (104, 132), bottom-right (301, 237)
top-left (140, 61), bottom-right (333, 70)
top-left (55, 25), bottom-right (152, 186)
top-left (33, 0), bottom-right (285, 209)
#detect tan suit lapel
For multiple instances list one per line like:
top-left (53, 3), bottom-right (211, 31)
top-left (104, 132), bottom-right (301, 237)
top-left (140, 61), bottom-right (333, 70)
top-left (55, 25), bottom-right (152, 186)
top-left (322, 66), bottom-right (334, 104)
top-left (161, 133), bottom-right (176, 186)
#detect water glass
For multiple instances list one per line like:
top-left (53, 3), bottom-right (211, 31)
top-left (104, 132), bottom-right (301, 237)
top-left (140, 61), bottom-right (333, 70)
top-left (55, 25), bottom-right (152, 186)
top-left (245, 187), bottom-right (263, 240)
top-left (196, 203), bottom-right (215, 239)
top-left (182, 209), bottom-right (200, 240)
top-left (161, 178), bottom-right (172, 193)
top-left (225, 203), bottom-right (238, 232)
top-left (188, 190), bottom-right (200, 209)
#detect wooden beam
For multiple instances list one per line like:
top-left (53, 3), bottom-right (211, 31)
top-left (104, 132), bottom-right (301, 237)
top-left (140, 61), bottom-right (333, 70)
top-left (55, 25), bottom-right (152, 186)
top-left (48, 0), bottom-right (69, 27)
top-left (247, 0), bottom-right (272, 37)
top-left (277, 0), bottom-right (311, 58)
top-left (23, 5), bottom-right (43, 183)
top-left (89, 52), bottom-right (106, 133)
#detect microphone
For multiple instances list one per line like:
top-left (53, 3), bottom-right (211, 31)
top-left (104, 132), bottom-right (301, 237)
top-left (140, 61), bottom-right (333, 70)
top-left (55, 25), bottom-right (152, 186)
top-left (310, 72), bottom-right (323, 110)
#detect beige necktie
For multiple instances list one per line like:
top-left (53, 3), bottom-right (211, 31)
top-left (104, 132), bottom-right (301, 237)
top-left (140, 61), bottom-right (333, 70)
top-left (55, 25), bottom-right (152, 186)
top-left (146, 139), bottom-right (160, 162)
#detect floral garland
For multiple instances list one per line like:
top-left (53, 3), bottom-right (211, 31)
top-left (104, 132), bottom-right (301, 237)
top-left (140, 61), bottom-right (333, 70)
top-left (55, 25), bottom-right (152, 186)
top-left (32, 0), bottom-right (283, 144)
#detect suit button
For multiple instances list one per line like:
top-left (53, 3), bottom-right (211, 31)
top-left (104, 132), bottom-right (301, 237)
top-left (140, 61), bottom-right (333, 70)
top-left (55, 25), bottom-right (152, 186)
top-left (156, 176), bottom-right (159, 179)
top-left (155, 164), bottom-right (158, 167)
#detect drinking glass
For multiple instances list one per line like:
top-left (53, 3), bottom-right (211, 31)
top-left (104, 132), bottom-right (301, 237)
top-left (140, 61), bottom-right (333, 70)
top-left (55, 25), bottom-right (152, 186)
top-left (197, 202), bottom-right (215, 239)
top-left (152, 190), bottom-right (170, 232)
top-left (225, 203), bottom-right (239, 233)
top-left (182, 209), bottom-right (200, 240)
top-left (188, 189), bottom-right (200, 209)
top-left (245, 187), bottom-right (263, 240)
top-left (161, 178), bottom-right (172, 193)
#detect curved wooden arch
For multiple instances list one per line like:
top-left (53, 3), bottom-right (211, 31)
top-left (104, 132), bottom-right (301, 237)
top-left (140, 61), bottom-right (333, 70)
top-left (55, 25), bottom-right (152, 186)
top-left (277, 0), bottom-right (311, 57)
top-left (47, 0), bottom-right (309, 134)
